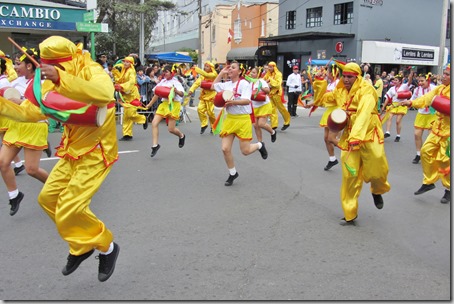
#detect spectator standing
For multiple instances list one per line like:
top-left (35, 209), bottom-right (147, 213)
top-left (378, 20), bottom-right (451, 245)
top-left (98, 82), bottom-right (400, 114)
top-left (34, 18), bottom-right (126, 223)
top-left (286, 65), bottom-right (302, 117)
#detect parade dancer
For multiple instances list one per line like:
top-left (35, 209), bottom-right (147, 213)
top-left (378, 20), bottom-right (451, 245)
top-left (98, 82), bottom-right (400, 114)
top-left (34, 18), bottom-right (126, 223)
top-left (188, 61), bottom-right (217, 134)
top-left (313, 62), bottom-right (391, 225)
top-left (381, 73), bottom-right (413, 142)
top-left (212, 61), bottom-right (268, 186)
top-left (409, 73), bottom-right (436, 164)
top-left (247, 66), bottom-right (276, 143)
top-left (0, 51), bottom-right (50, 216)
top-left (263, 61), bottom-right (291, 131)
top-left (146, 65), bottom-right (186, 158)
top-left (400, 64), bottom-right (451, 204)
top-left (0, 36), bottom-right (120, 281)
top-left (114, 56), bottom-right (148, 141)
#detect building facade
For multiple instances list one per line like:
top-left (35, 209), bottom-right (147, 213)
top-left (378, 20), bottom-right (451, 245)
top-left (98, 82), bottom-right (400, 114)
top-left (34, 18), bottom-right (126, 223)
top-left (260, 0), bottom-right (451, 79)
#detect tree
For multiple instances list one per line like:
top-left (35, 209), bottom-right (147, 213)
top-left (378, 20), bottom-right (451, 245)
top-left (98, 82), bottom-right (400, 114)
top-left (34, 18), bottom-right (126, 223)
top-left (94, 0), bottom-right (177, 58)
top-left (178, 47), bottom-right (198, 65)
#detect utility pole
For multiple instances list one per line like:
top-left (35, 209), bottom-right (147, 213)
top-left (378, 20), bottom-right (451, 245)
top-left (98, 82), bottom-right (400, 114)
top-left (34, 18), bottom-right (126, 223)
top-left (198, 0), bottom-right (202, 67)
top-left (437, 0), bottom-right (449, 75)
top-left (139, 0), bottom-right (144, 64)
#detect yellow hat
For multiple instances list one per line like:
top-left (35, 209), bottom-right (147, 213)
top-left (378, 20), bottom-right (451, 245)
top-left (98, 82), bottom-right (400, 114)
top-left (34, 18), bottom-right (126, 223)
top-left (268, 61), bottom-right (276, 66)
top-left (124, 56), bottom-right (135, 64)
top-left (342, 62), bottom-right (361, 76)
top-left (39, 36), bottom-right (76, 64)
top-left (204, 61), bottom-right (214, 69)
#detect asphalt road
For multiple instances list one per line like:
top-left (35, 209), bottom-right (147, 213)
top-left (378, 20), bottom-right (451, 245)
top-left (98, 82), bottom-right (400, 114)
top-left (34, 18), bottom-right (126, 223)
top-left (0, 102), bottom-right (450, 301)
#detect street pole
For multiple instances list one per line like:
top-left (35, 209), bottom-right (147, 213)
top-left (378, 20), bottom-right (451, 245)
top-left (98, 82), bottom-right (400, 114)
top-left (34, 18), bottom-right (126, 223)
top-left (198, 0), bottom-right (202, 67)
top-left (90, 32), bottom-right (95, 60)
top-left (437, 0), bottom-right (448, 75)
top-left (139, 0), bottom-right (144, 65)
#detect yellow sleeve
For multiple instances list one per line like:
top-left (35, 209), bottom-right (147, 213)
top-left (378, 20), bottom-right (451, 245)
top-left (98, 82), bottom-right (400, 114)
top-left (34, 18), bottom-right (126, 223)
top-left (412, 85), bottom-right (443, 109)
top-left (268, 73), bottom-right (282, 89)
top-left (194, 67), bottom-right (217, 80)
top-left (50, 62), bottom-right (114, 107)
top-left (0, 98), bottom-right (46, 122)
top-left (348, 88), bottom-right (376, 143)
top-left (189, 76), bottom-right (202, 92)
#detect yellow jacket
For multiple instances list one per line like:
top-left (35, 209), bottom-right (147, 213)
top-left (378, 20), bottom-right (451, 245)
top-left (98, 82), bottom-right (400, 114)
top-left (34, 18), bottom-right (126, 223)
top-left (412, 84), bottom-right (450, 137)
top-left (114, 66), bottom-right (140, 103)
top-left (189, 66), bottom-right (217, 100)
top-left (314, 77), bottom-right (382, 150)
top-left (263, 70), bottom-right (282, 96)
top-left (0, 52), bottom-right (118, 167)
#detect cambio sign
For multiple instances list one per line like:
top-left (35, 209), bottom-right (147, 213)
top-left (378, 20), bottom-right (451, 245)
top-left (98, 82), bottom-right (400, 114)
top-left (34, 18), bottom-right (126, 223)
top-left (0, 4), bottom-right (83, 31)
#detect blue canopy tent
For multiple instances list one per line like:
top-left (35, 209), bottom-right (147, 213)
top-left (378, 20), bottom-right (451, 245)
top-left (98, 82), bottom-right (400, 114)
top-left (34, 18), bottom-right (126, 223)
top-left (145, 52), bottom-right (193, 64)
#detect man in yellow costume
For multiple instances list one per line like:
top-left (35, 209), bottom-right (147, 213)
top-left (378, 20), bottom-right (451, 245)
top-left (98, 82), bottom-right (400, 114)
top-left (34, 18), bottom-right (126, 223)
top-left (113, 56), bottom-right (147, 141)
top-left (0, 36), bottom-right (120, 282)
top-left (0, 50), bottom-right (18, 82)
top-left (312, 62), bottom-right (391, 225)
top-left (263, 61), bottom-right (291, 130)
top-left (400, 64), bottom-right (450, 204)
top-left (188, 61), bottom-right (217, 134)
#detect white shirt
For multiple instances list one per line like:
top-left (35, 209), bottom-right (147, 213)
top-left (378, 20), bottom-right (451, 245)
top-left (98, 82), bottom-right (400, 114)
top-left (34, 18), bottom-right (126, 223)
top-left (386, 83), bottom-right (410, 102)
top-left (11, 76), bottom-right (27, 97)
top-left (251, 79), bottom-right (270, 108)
top-left (286, 72), bottom-right (302, 93)
top-left (411, 83), bottom-right (436, 114)
top-left (214, 79), bottom-right (252, 115)
top-left (153, 77), bottom-right (184, 103)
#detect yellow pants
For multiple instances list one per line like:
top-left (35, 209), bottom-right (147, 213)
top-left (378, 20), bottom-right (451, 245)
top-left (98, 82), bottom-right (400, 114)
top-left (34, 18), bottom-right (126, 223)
top-left (340, 138), bottom-right (391, 221)
top-left (197, 98), bottom-right (215, 128)
top-left (122, 107), bottom-right (146, 137)
top-left (38, 149), bottom-right (113, 255)
top-left (270, 94), bottom-right (290, 129)
top-left (421, 132), bottom-right (450, 188)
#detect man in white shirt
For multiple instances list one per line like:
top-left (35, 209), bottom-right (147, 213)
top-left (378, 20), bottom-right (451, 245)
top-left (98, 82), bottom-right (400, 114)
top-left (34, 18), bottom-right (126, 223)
top-left (286, 65), bottom-right (302, 117)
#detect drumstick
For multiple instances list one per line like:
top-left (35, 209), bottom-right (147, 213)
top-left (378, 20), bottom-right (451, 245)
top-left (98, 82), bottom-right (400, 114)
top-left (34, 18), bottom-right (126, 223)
top-left (7, 37), bottom-right (40, 67)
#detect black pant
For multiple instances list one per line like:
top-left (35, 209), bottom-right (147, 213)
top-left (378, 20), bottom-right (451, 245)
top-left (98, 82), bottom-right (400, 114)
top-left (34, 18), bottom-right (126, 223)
top-left (287, 92), bottom-right (300, 116)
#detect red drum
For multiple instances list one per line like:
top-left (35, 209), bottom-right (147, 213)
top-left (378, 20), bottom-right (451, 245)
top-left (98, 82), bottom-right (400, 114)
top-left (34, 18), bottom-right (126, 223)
top-left (431, 95), bottom-right (450, 116)
top-left (327, 108), bottom-right (348, 132)
top-left (0, 87), bottom-right (21, 100)
top-left (214, 91), bottom-right (225, 107)
top-left (251, 89), bottom-right (266, 102)
top-left (397, 91), bottom-right (412, 99)
top-left (200, 80), bottom-right (213, 90)
top-left (130, 99), bottom-right (141, 107)
top-left (154, 86), bottom-right (171, 99)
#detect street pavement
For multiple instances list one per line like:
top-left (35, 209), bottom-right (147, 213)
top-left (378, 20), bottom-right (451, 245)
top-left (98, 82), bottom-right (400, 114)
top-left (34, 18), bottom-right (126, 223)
top-left (0, 101), bottom-right (450, 301)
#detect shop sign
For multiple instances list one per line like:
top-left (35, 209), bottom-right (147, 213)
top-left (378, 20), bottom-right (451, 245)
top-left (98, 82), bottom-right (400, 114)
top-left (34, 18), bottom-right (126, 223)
top-left (401, 48), bottom-right (435, 61)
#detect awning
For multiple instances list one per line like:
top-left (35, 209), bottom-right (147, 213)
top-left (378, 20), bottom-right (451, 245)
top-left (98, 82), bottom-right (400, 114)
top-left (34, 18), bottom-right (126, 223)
top-left (259, 31), bottom-right (355, 43)
top-left (145, 52), bottom-right (193, 63)
top-left (226, 47), bottom-right (258, 61)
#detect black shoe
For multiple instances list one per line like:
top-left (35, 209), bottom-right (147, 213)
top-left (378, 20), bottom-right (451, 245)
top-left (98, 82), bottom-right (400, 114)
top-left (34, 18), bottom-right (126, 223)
top-left (272, 127), bottom-right (277, 130)
top-left (143, 118), bottom-right (148, 130)
top-left (178, 134), bottom-right (186, 148)
top-left (281, 124), bottom-right (290, 131)
top-left (225, 172), bottom-right (239, 186)
top-left (394, 136), bottom-right (400, 142)
top-left (340, 216), bottom-right (357, 226)
top-left (210, 128), bottom-right (213, 134)
top-left (384, 132), bottom-right (390, 138)
top-left (119, 135), bottom-right (132, 141)
top-left (44, 141), bottom-right (52, 157)
top-left (9, 191), bottom-right (24, 216)
top-left (372, 193), bottom-right (384, 209)
top-left (324, 159), bottom-right (339, 171)
top-left (14, 164), bottom-right (25, 176)
top-left (62, 249), bottom-right (94, 276)
top-left (440, 190), bottom-right (451, 204)
top-left (412, 155), bottom-right (420, 164)
top-left (271, 131), bottom-right (277, 143)
top-left (200, 125), bottom-right (208, 134)
top-left (258, 142), bottom-right (268, 159)
top-left (414, 183), bottom-right (435, 195)
top-left (150, 144), bottom-right (160, 157)
top-left (97, 243), bottom-right (120, 282)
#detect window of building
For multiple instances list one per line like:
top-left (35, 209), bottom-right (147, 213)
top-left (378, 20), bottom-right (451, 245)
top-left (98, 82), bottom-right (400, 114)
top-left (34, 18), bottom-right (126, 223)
top-left (286, 10), bottom-right (296, 29)
top-left (234, 18), bottom-right (242, 43)
top-left (334, 2), bottom-right (353, 25)
top-left (306, 7), bottom-right (322, 28)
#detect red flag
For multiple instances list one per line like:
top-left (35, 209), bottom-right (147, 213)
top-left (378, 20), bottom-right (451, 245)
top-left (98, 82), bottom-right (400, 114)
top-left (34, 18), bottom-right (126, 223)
top-left (227, 28), bottom-right (234, 44)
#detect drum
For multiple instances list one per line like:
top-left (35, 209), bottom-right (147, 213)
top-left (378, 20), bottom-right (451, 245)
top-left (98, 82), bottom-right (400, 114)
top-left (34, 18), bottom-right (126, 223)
top-left (213, 90), bottom-right (234, 108)
top-left (130, 99), bottom-right (141, 107)
top-left (327, 108), bottom-right (348, 132)
top-left (154, 86), bottom-right (171, 99)
top-left (251, 89), bottom-right (266, 102)
top-left (0, 87), bottom-right (21, 100)
top-left (397, 91), bottom-right (412, 99)
top-left (431, 95), bottom-right (450, 116)
top-left (200, 80), bottom-right (213, 90)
